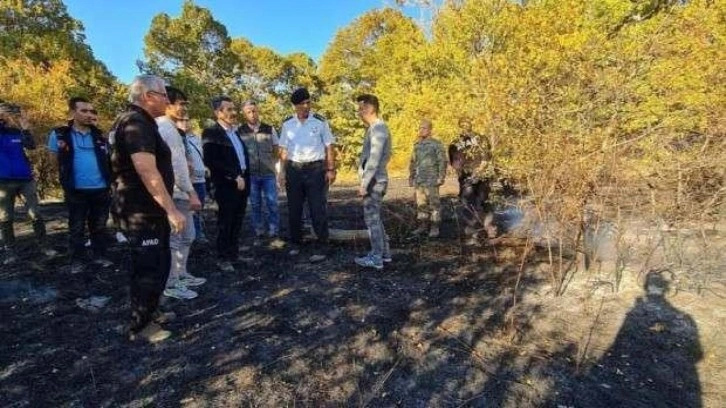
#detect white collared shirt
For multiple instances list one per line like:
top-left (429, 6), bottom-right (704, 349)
top-left (221, 123), bottom-right (247, 170)
top-left (279, 113), bottom-right (335, 162)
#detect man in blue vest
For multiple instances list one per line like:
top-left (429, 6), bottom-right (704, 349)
top-left (0, 102), bottom-right (52, 265)
top-left (48, 97), bottom-right (113, 274)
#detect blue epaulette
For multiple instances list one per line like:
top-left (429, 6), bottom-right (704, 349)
top-left (312, 113), bottom-right (327, 122)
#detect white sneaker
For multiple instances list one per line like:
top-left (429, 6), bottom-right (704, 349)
top-left (163, 284), bottom-right (198, 300)
top-left (92, 257), bottom-right (114, 268)
top-left (180, 273), bottom-right (206, 287)
top-left (217, 261), bottom-right (235, 273)
top-left (354, 254), bottom-right (383, 270)
top-left (369, 251), bottom-right (392, 263)
top-left (42, 248), bottom-right (59, 258)
top-left (309, 254), bottom-right (326, 263)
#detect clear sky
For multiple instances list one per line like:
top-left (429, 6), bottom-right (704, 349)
top-left (64, 0), bottom-right (396, 83)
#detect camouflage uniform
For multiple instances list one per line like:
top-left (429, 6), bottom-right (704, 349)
top-left (449, 133), bottom-right (496, 242)
top-left (409, 137), bottom-right (447, 229)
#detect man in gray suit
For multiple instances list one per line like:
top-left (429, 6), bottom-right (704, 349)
top-left (354, 94), bottom-right (392, 270)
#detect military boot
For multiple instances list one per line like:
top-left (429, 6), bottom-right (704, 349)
top-left (411, 221), bottom-right (428, 236)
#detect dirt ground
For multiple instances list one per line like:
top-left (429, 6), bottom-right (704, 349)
top-left (1, 179), bottom-right (724, 407)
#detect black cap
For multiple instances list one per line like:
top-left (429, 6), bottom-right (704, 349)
top-left (290, 87), bottom-right (311, 105)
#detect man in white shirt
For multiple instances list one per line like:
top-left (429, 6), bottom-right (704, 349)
top-left (156, 86), bottom-right (205, 299)
top-left (278, 88), bottom-right (336, 261)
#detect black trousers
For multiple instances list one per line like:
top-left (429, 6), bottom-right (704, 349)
top-left (117, 214), bottom-right (170, 333)
top-left (285, 161), bottom-right (328, 244)
top-left (64, 188), bottom-right (111, 261)
top-left (214, 182), bottom-right (248, 262)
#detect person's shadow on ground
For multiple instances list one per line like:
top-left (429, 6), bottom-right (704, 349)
top-left (554, 271), bottom-right (703, 408)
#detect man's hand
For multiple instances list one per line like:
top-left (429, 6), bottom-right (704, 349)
top-left (235, 176), bottom-right (246, 191)
top-left (18, 111), bottom-right (31, 130)
top-left (189, 191), bottom-right (202, 211)
top-left (358, 186), bottom-right (367, 197)
top-left (326, 169), bottom-right (336, 186)
top-left (167, 208), bottom-right (186, 234)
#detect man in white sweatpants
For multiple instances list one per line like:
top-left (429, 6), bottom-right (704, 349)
top-left (157, 86), bottom-right (205, 300)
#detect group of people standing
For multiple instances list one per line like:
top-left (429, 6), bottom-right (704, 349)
top-left (0, 74), bottom-right (494, 343)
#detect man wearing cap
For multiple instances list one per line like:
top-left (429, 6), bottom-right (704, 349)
top-left (48, 97), bottom-right (113, 274)
top-left (0, 102), bottom-right (53, 265)
top-left (278, 88), bottom-right (336, 261)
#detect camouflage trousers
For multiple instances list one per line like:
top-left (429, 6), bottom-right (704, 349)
top-left (363, 182), bottom-right (390, 260)
top-left (415, 185), bottom-right (441, 223)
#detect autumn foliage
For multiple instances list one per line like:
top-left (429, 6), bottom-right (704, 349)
top-left (1, 0), bottom-right (723, 230)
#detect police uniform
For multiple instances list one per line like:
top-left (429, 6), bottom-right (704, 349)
top-left (279, 112), bottom-right (335, 244)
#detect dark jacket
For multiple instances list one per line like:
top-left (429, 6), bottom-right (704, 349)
top-left (201, 122), bottom-right (250, 187)
top-left (0, 122), bottom-right (35, 181)
top-left (53, 121), bottom-right (111, 190)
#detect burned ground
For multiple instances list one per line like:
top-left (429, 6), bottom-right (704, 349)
top-left (1, 179), bottom-right (723, 407)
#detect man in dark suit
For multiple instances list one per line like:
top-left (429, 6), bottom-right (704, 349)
top-left (202, 96), bottom-right (249, 273)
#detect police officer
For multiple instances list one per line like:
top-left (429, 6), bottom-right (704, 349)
top-left (278, 87), bottom-right (336, 261)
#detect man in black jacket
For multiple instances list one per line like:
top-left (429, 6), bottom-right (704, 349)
top-left (48, 97), bottom-right (113, 274)
top-left (202, 96), bottom-right (249, 273)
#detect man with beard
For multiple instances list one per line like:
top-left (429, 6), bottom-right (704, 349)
top-left (202, 96), bottom-right (249, 273)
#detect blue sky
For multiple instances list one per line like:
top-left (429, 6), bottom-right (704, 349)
top-left (64, 0), bottom-right (396, 83)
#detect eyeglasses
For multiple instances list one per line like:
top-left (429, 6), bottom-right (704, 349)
top-left (148, 90), bottom-right (169, 100)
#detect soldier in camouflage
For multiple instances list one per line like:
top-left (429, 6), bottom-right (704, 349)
top-left (408, 119), bottom-right (447, 238)
top-left (449, 118), bottom-right (496, 245)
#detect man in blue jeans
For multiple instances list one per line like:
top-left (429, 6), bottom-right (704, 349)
top-left (176, 116), bottom-right (209, 245)
top-left (48, 97), bottom-right (113, 274)
top-left (238, 100), bottom-right (283, 248)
